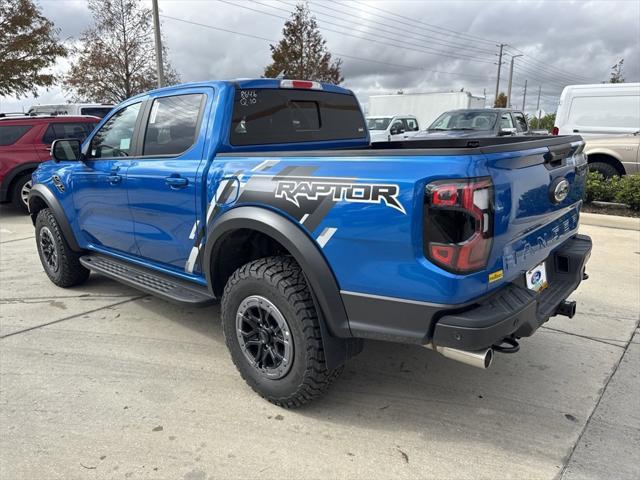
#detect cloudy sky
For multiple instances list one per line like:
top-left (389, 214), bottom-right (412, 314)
top-left (2, 0), bottom-right (639, 115)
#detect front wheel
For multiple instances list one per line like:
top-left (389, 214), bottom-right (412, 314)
top-left (221, 256), bottom-right (342, 408)
top-left (35, 208), bottom-right (90, 287)
top-left (589, 161), bottom-right (620, 179)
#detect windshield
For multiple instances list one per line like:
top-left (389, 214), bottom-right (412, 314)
top-left (429, 111), bottom-right (498, 131)
top-left (366, 117), bottom-right (392, 130)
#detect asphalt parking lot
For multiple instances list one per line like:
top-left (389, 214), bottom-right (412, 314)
top-left (1, 205), bottom-right (638, 480)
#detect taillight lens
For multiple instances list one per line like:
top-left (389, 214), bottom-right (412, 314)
top-left (424, 177), bottom-right (493, 273)
top-left (552, 126), bottom-right (559, 136)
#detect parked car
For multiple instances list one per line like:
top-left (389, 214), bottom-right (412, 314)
top-left (369, 91), bottom-right (485, 131)
top-left (30, 79), bottom-right (591, 407)
top-left (414, 108), bottom-right (548, 139)
top-left (0, 114), bottom-right (100, 212)
top-left (553, 83), bottom-right (640, 137)
top-left (28, 103), bottom-right (114, 118)
top-left (367, 115), bottom-right (420, 142)
top-left (584, 132), bottom-right (639, 178)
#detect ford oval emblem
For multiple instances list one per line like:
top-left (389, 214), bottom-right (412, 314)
top-left (550, 178), bottom-right (570, 203)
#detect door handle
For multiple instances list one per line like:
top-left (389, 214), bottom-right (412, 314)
top-left (108, 174), bottom-right (122, 184)
top-left (165, 175), bottom-right (189, 189)
top-left (573, 129), bottom-right (580, 133)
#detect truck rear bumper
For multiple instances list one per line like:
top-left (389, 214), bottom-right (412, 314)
top-left (343, 234), bottom-right (592, 349)
top-left (431, 234), bottom-right (592, 351)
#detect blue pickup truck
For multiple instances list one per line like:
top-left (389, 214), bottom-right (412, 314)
top-left (29, 79), bottom-right (592, 407)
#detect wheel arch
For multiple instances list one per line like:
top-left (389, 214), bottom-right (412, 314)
top-left (0, 162), bottom-right (40, 203)
top-left (203, 206), bottom-right (361, 369)
top-left (204, 206), bottom-right (350, 336)
top-left (28, 183), bottom-right (82, 252)
top-left (586, 151), bottom-right (626, 175)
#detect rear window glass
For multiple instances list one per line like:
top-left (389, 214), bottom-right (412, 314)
top-left (0, 125), bottom-right (32, 146)
top-left (230, 89), bottom-right (366, 146)
top-left (80, 107), bottom-right (112, 118)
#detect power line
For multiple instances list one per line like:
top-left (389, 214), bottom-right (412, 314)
top-left (505, 46), bottom-right (594, 83)
top-left (339, 0), bottom-right (499, 47)
top-left (159, 15), bottom-right (492, 81)
top-left (217, 0), bottom-right (496, 64)
top-left (289, 0), bottom-right (499, 56)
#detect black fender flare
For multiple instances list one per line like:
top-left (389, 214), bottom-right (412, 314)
top-left (0, 162), bottom-right (41, 202)
top-left (202, 207), bottom-right (363, 369)
top-left (203, 206), bottom-right (351, 338)
top-left (28, 183), bottom-right (82, 252)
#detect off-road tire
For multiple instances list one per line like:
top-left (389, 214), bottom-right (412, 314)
top-left (35, 208), bottom-right (90, 287)
top-left (221, 256), bottom-right (342, 408)
top-left (588, 161), bottom-right (620, 179)
top-left (11, 174), bottom-right (32, 213)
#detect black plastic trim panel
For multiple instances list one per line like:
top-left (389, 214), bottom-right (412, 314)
top-left (28, 183), bottom-right (81, 251)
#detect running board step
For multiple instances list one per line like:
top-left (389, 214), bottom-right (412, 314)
top-left (80, 254), bottom-right (215, 306)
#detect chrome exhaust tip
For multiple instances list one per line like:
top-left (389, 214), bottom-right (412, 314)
top-left (425, 343), bottom-right (494, 369)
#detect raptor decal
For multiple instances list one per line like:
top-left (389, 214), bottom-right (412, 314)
top-left (274, 177), bottom-right (406, 214)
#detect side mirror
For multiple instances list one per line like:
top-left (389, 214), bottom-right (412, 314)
top-left (499, 127), bottom-right (517, 136)
top-left (390, 127), bottom-right (405, 135)
top-left (51, 139), bottom-right (82, 162)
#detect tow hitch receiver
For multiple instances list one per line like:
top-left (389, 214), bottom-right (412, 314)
top-left (555, 300), bottom-right (577, 318)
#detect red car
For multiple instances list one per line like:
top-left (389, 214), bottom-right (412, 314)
top-left (0, 114), bottom-right (100, 212)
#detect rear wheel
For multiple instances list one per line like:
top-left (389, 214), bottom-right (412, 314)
top-left (221, 256), bottom-right (342, 407)
top-left (589, 161), bottom-right (620, 179)
top-left (35, 208), bottom-right (90, 287)
top-left (11, 174), bottom-right (32, 213)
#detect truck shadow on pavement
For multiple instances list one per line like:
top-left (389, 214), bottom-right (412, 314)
top-left (129, 286), bottom-right (609, 469)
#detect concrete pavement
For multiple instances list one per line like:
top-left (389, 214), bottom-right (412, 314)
top-left (1, 205), bottom-right (639, 480)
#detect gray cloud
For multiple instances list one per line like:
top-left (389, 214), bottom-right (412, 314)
top-left (1, 0), bottom-right (638, 116)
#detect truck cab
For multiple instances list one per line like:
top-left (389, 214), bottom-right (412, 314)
top-left (366, 115), bottom-right (420, 143)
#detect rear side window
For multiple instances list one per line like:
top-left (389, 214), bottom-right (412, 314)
top-left (80, 107), bottom-right (112, 118)
top-left (568, 95), bottom-right (640, 128)
top-left (513, 113), bottom-right (528, 132)
top-left (404, 118), bottom-right (419, 131)
top-left (230, 89), bottom-right (366, 146)
top-left (42, 123), bottom-right (95, 144)
top-left (142, 94), bottom-right (204, 156)
top-left (0, 125), bottom-right (32, 146)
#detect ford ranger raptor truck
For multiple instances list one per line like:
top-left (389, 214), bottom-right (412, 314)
top-left (29, 79), bottom-right (592, 407)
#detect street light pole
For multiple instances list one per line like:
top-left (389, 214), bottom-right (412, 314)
top-left (152, 0), bottom-right (165, 88)
top-left (507, 54), bottom-right (523, 108)
top-left (494, 43), bottom-right (506, 107)
top-left (522, 79), bottom-right (528, 111)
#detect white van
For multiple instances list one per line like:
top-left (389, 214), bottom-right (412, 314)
top-left (553, 83), bottom-right (640, 138)
top-left (28, 103), bottom-right (114, 118)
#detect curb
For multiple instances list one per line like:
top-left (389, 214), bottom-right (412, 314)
top-left (581, 212), bottom-right (640, 231)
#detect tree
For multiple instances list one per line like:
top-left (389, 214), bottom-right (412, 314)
top-left (0, 0), bottom-right (67, 97)
top-left (609, 58), bottom-right (625, 83)
top-left (264, 3), bottom-right (343, 84)
top-left (494, 92), bottom-right (507, 108)
top-left (64, 0), bottom-right (178, 103)
top-left (528, 113), bottom-right (556, 132)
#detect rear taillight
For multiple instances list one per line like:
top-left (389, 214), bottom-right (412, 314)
top-left (552, 126), bottom-right (559, 136)
top-left (424, 177), bottom-right (493, 274)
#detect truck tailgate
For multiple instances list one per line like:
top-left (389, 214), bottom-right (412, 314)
top-left (483, 137), bottom-right (588, 286)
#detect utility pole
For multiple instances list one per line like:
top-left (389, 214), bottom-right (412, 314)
top-left (506, 54), bottom-right (523, 108)
top-left (483, 88), bottom-right (486, 108)
top-left (152, 0), bottom-right (164, 88)
top-left (536, 85), bottom-right (542, 122)
top-left (494, 43), bottom-right (506, 107)
top-left (521, 79), bottom-right (528, 111)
